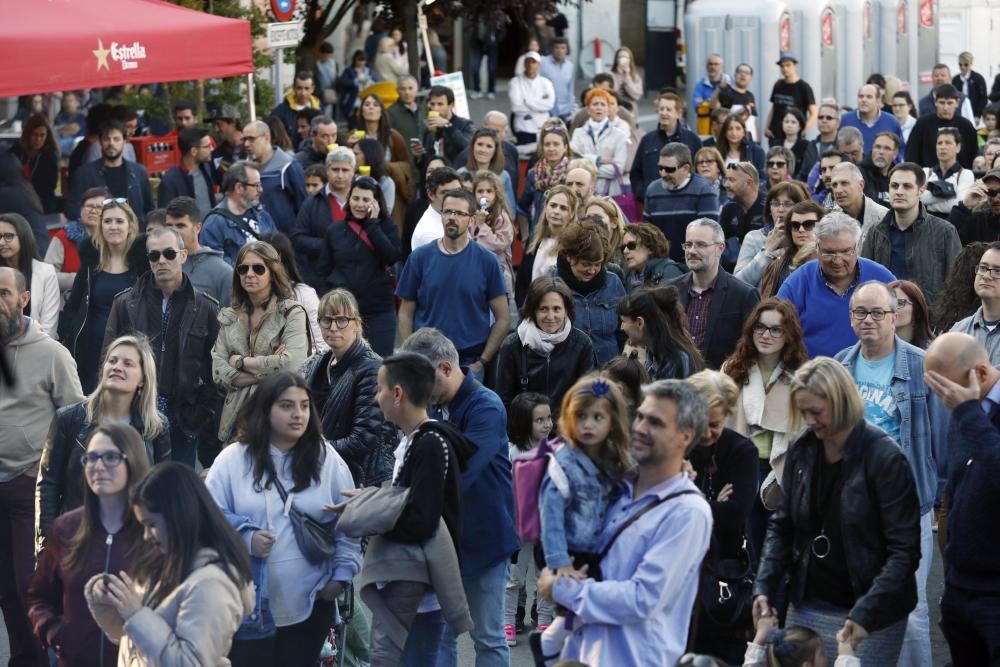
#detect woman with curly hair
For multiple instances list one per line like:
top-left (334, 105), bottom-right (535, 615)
top-left (931, 241), bottom-right (989, 332)
top-left (722, 298), bottom-right (808, 562)
top-left (619, 222), bottom-right (685, 291)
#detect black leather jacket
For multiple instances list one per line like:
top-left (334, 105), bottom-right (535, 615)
top-left (754, 420), bottom-right (921, 632)
top-left (301, 339), bottom-right (396, 486)
top-left (35, 401), bottom-right (171, 551)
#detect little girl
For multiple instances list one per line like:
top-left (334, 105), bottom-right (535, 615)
top-left (534, 374), bottom-right (633, 664)
top-left (744, 614), bottom-right (860, 667)
top-left (504, 392), bottom-right (554, 647)
top-left (471, 170), bottom-right (516, 317)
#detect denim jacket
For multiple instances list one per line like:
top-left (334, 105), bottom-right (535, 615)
top-left (540, 444), bottom-right (618, 570)
top-left (551, 262), bottom-right (626, 365)
top-left (835, 337), bottom-right (949, 514)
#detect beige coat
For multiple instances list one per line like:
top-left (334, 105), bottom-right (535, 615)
top-left (726, 362), bottom-right (800, 509)
top-left (85, 549), bottom-right (254, 667)
top-left (211, 297), bottom-right (310, 442)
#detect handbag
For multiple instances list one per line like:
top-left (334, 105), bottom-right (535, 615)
top-left (271, 475), bottom-right (339, 565)
top-left (698, 536), bottom-right (754, 629)
top-left (602, 163), bottom-right (642, 223)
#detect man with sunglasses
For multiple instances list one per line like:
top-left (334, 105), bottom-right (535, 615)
top-left (103, 227), bottom-right (220, 467)
top-left (861, 163), bottom-right (960, 307)
top-left (951, 168), bottom-right (1000, 244)
top-left (643, 142), bottom-right (719, 263)
top-left (719, 162), bottom-right (765, 268)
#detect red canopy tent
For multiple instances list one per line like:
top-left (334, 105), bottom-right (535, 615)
top-left (1, 0), bottom-right (254, 98)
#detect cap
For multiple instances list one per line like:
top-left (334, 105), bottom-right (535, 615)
top-left (523, 51), bottom-right (542, 62)
top-left (983, 168), bottom-right (1000, 183)
top-left (208, 104), bottom-right (240, 121)
top-left (777, 52), bottom-right (798, 65)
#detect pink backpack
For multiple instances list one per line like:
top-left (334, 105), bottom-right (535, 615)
top-left (512, 438), bottom-right (570, 542)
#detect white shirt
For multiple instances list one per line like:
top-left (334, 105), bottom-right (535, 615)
top-left (509, 74), bottom-right (556, 136)
top-left (410, 206), bottom-right (443, 250)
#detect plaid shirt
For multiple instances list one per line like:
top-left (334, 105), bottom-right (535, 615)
top-left (685, 273), bottom-right (719, 353)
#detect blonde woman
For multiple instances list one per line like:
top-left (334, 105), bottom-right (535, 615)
top-left (514, 184), bottom-right (578, 306)
top-left (518, 121), bottom-right (572, 235)
top-left (60, 199), bottom-right (147, 393)
top-left (610, 46), bottom-right (644, 106)
top-left (581, 196), bottom-right (627, 267)
top-left (36, 335), bottom-right (170, 550)
top-left (212, 241), bottom-right (310, 443)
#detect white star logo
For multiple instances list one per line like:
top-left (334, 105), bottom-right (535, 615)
top-left (93, 39), bottom-right (111, 72)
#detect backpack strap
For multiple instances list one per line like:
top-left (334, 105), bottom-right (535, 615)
top-left (546, 456), bottom-right (571, 499)
top-left (598, 489), bottom-right (700, 561)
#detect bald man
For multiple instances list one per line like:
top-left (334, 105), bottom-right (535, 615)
top-left (924, 332), bottom-right (1000, 666)
top-left (241, 120), bottom-right (307, 233)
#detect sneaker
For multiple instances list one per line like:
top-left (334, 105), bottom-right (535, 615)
top-left (469, 90), bottom-right (484, 99)
top-left (537, 623), bottom-right (549, 633)
top-left (486, 92), bottom-right (496, 100)
top-left (505, 624), bottom-right (517, 646)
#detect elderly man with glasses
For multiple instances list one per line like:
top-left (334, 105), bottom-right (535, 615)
top-left (949, 241), bottom-right (1000, 365)
top-left (777, 212), bottom-right (896, 357)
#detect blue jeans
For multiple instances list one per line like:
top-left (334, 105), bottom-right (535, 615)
top-left (400, 610), bottom-right (444, 667)
top-left (470, 42), bottom-right (499, 94)
top-left (898, 511), bottom-right (933, 667)
top-left (435, 560), bottom-right (511, 667)
top-left (169, 421), bottom-right (199, 467)
top-left (363, 309), bottom-right (397, 358)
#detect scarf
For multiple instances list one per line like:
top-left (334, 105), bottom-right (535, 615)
top-left (557, 253), bottom-right (607, 295)
top-left (535, 157), bottom-right (569, 190)
top-left (517, 316), bottom-right (572, 357)
top-left (65, 220), bottom-right (87, 243)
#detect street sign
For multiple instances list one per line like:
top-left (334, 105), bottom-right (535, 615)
top-left (270, 0), bottom-right (296, 22)
top-left (267, 21), bottom-right (303, 49)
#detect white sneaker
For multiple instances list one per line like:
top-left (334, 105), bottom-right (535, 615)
top-left (486, 92), bottom-right (496, 100)
top-left (469, 91), bottom-right (484, 99)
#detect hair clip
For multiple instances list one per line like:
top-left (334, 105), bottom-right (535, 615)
top-left (590, 378), bottom-right (610, 397)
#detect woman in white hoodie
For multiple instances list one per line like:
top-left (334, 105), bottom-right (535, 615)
top-left (84, 462), bottom-right (254, 666)
top-left (570, 88), bottom-right (629, 197)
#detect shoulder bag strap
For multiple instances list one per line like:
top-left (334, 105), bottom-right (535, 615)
top-left (519, 344), bottom-right (529, 389)
top-left (598, 489), bottom-right (699, 561)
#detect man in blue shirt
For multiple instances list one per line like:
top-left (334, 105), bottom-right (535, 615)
top-left (839, 84), bottom-right (904, 157)
top-left (396, 189), bottom-right (511, 373)
top-left (692, 53), bottom-right (730, 110)
top-left (777, 211), bottom-right (895, 357)
top-left (399, 328), bottom-right (518, 667)
top-left (536, 379), bottom-right (712, 667)
top-left (539, 38), bottom-right (575, 123)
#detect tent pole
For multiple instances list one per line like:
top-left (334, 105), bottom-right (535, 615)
top-left (247, 73), bottom-right (257, 121)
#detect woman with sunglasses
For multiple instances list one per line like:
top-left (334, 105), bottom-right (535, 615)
top-left (60, 199), bottom-right (147, 393)
top-left (517, 122), bottom-right (571, 237)
top-left (715, 114), bottom-right (765, 174)
top-left (722, 299), bottom-right (809, 564)
top-left (212, 241), bottom-right (310, 444)
top-left (888, 280), bottom-right (935, 349)
top-left (0, 212), bottom-right (60, 337)
top-left (693, 147), bottom-right (727, 201)
top-left (36, 335), bottom-right (170, 550)
top-left (620, 222), bottom-right (685, 291)
top-left (28, 424), bottom-right (151, 667)
top-left (735, 181), bottom-right (810, 288)
top-left (759, 200), bottom-right (825, 299)
top-left (313, 176), bottom-right (400, 357)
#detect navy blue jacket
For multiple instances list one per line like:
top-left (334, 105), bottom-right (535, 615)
top-left (66, 159), bottom-right (153, 223)
top-left (431, 373), bottom-right (518, 576)
top-left (630, 124), bottom-right (703, 203)
top-left (258, 148), bottom-right (307, 234)
top-left (156, 162), bottom-right (219, 209)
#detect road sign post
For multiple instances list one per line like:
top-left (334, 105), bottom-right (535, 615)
top-left (267, 20), bottom-right (304, 107)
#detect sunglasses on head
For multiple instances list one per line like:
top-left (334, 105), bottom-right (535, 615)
top-left (237, 263), bottom-right (267, 276)
top-left (102, 197), bottom-right (128, 206)
top-left (147, 248), bottom-right (179, 262)
top-left (790, 219), bottom-right (818, 231)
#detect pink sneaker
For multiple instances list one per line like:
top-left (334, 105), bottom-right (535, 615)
top-left (537, 623), bottom-right (549, 633)
top-left (505, 624), bottom-right (517, 646)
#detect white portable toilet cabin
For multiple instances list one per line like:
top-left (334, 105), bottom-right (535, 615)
top-left (914, 0), bottom-right (941, 98)
top-left (683, 0), bottom-right (788, 136)
top-left (842, 0), bottom-right (878, 104)
top-left (939, 0), bottom-right (1000, 96)
top-left (874, 0), bottom-right (917, 91)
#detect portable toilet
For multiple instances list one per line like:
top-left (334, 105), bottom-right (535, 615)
top-left (841, 0), bottom-right (878, 103)
top-left (874, 0), bottom-right (915, 90)
top-left (914, 0), bottom-right (940, 98)
top-left (684, 0), bottom-right (788, 136)
top-left (782, 0), bottom-right (843, 107)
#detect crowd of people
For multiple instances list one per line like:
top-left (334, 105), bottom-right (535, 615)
top-left (2, 8), bottom-right (1000, 667)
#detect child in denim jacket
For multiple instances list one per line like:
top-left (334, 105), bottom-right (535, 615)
top-left (534, 374), bottom-right (633, 664)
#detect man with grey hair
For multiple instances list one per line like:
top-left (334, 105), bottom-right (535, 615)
top-left (834, 280), bottom-right (947, 667)
top-left (837, 126), bottom-right (865, 164)
top-left (241, 119), bottom-right (307, 232)
top-left (537, 379), bottom-right (713, 667)
top-left (199, 160), bottom-right (278, 266)
top-left (398, 327), bottom-right (518, 667)
top-left (295, 114), bottom-right (339, 168)
top-left (643, 142), bottom-right (719, 262)
top-left (668, 219), bottom-right (759, 368)
top-left (778, 211), bottom-right (896, 357)
top-left (291, 146), bottom-right (356, 284)
top-left (829, 161), bottom-right (888, 247)
top-left (0, 266), bottom-right (83, 665)
top-left (104, 227), bottom-right (220, 466)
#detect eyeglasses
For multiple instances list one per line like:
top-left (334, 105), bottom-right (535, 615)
top-left (240, 181), bottom-right (263, 190)
top-left (147, 248), bottom-right (180, 262)
top-left (767, 161), bottom-right (787, 169)
top-left (441, 208), bottom-right (471, 217)
top-left (318, 315), bottom-right (357, 329)
top-left (851, 307), bottom-right (893, 321)
top-left (83, 204), bottom-right (104, 212)
top-left (81, 451), bottom-right (127, 468)
top-left (102, 197), bottom-right (128, 206)
top-left (817, 115), bottom-right (837, 121)
top-left (789, 219), bottom-right (817, 231)
top-left (976, 263), bottom-right (1000, 278)
top-left (770, 200), bottom-right (795, 210)
top-left (622, 240), bottom-right (639, 251)
top-left (819, 247), bottom-right (856, 260)
top-left (658, 164), bottom-right (681, 173)
top-left (237, 263), bottom-right (267, 276)
top-left (752, 323), bottom-right (785, 337)
top-left (681, 241), bottom-right (717, 251)
top-left (241, 135), bottom-right (261, 143)
top-left (0, 232), bottom-right (16, 243)
top-left (986, 188), bottom-right (1000, 198)
top-left (896, 298), bottom-right (912, 308)
top-left (695, 159), bottom-right (716, 166)
top-left (735, 68), bottom-right (752, 76)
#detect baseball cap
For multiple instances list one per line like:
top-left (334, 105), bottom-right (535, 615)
top-left (777, 52), bottom-right (798, 65)
top-left (523, 51), bottom-right (542, 62)
top-left (983, 168), bottom-right (1000, 183)
top-left (208, 105), bottom-right (240, 122)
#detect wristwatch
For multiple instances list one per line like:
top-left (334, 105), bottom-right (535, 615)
top-left (235, 356), bottom-right (245, 370)
top-left (476, 356), bottom-right (489, 367)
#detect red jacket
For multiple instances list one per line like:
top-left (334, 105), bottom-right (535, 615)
top-left (26, 507), bottom-right (139, 667)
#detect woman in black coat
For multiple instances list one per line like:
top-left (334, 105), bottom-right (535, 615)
top-left (300, 288), bottom-right (395, 487)
top-left (312, 175), bottom-right (400, 358)
top-left (495, 276), bottom-right (596, 423)
top-left (9, 113), bottom-right (61, 214)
